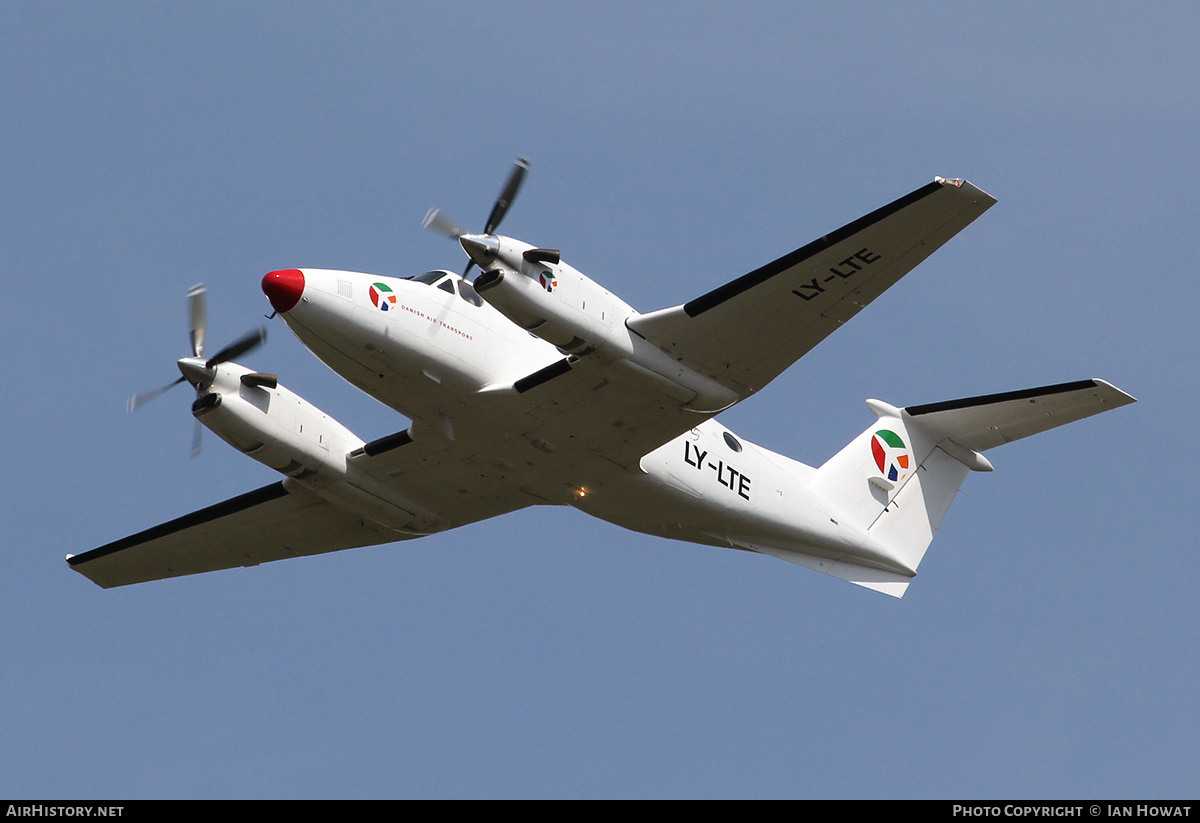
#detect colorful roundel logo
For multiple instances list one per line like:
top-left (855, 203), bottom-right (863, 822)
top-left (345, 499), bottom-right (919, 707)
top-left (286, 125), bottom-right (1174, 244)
top-left (369, 282), bottom-right (397, 311)
top-left (871, 429), bottom-right (911, 482)
top-left (539, 270), bottom-right (557, 293)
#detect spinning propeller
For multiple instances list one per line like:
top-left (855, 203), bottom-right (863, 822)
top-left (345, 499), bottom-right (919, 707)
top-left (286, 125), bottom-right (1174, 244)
top-left (127, 283), bottom-right (267, 456)
top-left (423, 156), bottom-right (529, 277)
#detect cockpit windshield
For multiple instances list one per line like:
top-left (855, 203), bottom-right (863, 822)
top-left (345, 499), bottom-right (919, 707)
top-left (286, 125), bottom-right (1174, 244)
top-left (406, 269), bottom-right (485, 308)
top-left (408, 269), bottom-right (453, 285)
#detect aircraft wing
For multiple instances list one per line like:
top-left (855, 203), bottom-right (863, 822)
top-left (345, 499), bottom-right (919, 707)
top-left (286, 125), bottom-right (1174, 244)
top-left (70, 430), bottom-right (544, 588)
top-left (628, 178), bottom-right (996, 397)
top-left (68, 481), bottom-right (406, 588)
top-left (469, 179), bottom-right (998, 478)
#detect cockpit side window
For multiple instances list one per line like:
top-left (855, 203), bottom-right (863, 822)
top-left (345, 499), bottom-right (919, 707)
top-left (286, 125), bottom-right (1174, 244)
top-left (457, 280), bottom-right (484, 307)
top-left (437, 279), bottom-right (455, 294)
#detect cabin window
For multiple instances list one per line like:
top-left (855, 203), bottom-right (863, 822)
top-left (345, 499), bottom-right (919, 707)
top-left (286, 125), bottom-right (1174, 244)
top-left (723, 432), bottom-right (743, 453)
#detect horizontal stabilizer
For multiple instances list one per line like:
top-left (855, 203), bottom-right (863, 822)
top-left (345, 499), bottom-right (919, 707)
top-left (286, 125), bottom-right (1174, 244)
top-left (904, 379), bottom-right (1136, 452)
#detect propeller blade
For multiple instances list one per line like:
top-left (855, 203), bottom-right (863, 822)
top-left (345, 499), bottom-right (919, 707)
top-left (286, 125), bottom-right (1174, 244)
top-left (128, 284), bottom-right (273, 459)
top-left (127, 376), bottom-right (186, 414)
top-left (206, 327), bottom-right (267, 368)
top-left (422, 208), bottom-right (464, 239)
top-left (187, 283), bottom-right (207, 358)
top-left (426, 157), bottom-right (530, 279)
top-left (483, 156), bottom-right (529, 235)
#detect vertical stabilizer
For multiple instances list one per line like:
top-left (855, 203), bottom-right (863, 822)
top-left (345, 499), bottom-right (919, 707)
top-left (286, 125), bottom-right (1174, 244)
top-left (802, 379), bottom-right (1135, 596)
top-left (810, 401), bottom-right (941, 535)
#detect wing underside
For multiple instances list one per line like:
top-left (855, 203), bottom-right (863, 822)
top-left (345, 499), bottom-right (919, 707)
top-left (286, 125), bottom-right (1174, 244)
top-left (628, 178), bottom-right (997, 396)
top-left (67, 481), bottom-right (407, 588)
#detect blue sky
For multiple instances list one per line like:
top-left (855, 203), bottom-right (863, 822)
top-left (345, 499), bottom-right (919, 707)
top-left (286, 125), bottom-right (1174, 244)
top-left (3, 2), bottom-right (1196, 798)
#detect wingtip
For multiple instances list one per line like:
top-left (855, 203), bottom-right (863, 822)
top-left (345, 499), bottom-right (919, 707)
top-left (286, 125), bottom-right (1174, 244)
top-left (1090, 378), bottom-right (1138, 405)
top-left (935, 176), bottom-right (996, 205)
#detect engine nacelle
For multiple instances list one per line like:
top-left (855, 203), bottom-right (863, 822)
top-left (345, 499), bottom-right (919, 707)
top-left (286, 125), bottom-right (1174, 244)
top-left (470, 235), bottom-right (738, 413)
top-left (471, 236), bottom-right (635, 355)
top-left (193, 365), bottom-right (356, 480)
top-left (192, 362), bottom-right (438, 533)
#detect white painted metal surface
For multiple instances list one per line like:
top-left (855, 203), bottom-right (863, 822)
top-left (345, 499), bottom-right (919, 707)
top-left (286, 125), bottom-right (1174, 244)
top-left (69, 166), bottom-right (1135, 596)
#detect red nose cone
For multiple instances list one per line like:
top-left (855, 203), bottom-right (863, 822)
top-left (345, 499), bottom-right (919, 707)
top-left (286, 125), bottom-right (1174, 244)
top-left (262, 269), bottom-right (305, 313)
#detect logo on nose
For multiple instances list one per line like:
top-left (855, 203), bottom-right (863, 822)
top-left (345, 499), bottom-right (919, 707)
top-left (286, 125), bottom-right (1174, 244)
top-left (369, 282), bottom-right (397, 311)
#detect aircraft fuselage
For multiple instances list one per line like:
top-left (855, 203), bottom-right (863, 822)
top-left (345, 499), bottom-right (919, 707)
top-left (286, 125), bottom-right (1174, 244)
top-left (267, 264), bottom-right (879, 575)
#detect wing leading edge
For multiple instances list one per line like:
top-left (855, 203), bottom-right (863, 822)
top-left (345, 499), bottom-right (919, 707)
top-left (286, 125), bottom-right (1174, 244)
top-left (903, 378), bottom-right (1137, 452)
top-left (67, 481), bottom-right (406, 588)
top-left (628, 177), bottom-right (997, 397)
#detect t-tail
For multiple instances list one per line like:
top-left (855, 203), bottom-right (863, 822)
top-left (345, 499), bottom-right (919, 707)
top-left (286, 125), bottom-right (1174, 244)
top-left (774, 379), bottom-right (1135, 597)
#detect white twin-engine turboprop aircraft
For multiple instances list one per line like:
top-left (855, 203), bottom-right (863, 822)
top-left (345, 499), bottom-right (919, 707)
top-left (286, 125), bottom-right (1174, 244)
top-left (70, 160), bottom-right (1135, 596)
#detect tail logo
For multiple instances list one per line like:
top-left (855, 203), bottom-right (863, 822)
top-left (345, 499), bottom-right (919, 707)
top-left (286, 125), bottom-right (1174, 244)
top-left (369, 282), bottom-right (397, 311)
top-left (871, 429), bottom-right (911, 483)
